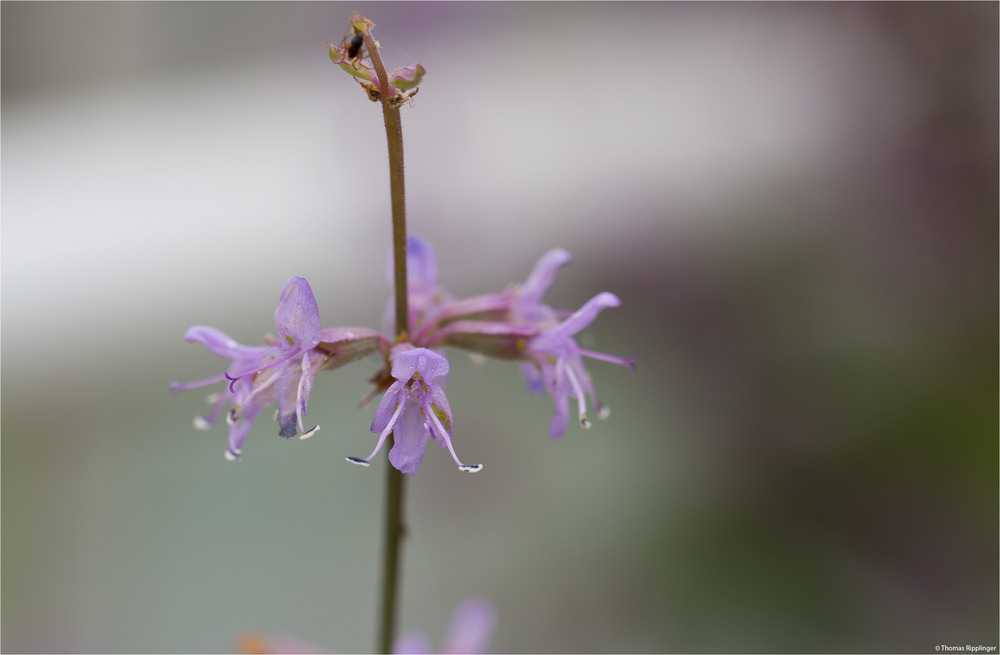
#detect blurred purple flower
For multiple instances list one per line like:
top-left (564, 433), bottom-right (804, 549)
top-left (422, 247), bottom-right (636, 438)
top-left (508, 247), bottom-right (636, 435)
top-left (524, 291), bottom-right (635, 437)
top-left (383, 234), bottom-right (455, 337)
top-left (347, 345), bottom-right (481, 474)
top-left (394, 597), bottom-right (497, 655)
top-left (511, 247), bottom-right (573, 326)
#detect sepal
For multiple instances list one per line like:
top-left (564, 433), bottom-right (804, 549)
top-left (389, 64), bottom-right (426, 90)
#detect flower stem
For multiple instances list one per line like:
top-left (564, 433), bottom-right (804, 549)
top-left (355, 14), bottom-right (409, 654)
top-left (357, 16), bottom-right (408, 339)
top-left (379, 459), bottom-right (406, 654)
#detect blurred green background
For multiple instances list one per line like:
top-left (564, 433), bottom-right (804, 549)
top-left (2, 2), bottom-right (996, 653)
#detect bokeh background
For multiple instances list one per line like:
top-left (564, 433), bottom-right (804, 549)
top-left (2, 2), bottom-right (997, 653)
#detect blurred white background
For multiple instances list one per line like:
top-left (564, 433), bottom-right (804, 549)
top-left (3, 2), bottom-right (996, 653)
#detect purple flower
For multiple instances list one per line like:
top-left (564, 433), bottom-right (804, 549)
top-left (524, 291), bottom-right (635, 437)
top-left (172, 277), bottom-right (389, 460)
top-left (228, 276), bottom-right (326, 442)
top-left (511, 247), bottom-right (573, 326)
top-left (421, 247), bottom-right (635, 438)
top-left (394, 597), bottom-right (497, 655)
top-left (383, 234), bottom-right (455, 337)
top-left (347, 345), bottom-right (481, 474)
top-left (510, 248), bottom-right (636, 436)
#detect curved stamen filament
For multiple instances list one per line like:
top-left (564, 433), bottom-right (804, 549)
top-left (351, 395), bottom-right (407, 465)
top-left (578, 347), bottom-right (637, 372)
top-left (169, 373), bottom-right (227, 394)
top-left (224, 348), bottom-right (302, 393)
top-left (420, 389), bottom-right (480, 472)
top-left (562, 361), bottom-right (590, 428)
top-left (295, 353), bottom-right (314, 435)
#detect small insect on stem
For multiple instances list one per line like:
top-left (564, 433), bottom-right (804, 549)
top-left (347, 32), bottom-right (364, 60)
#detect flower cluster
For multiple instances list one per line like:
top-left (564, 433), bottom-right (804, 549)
top-left (172, 237), bottom-right (634, 474)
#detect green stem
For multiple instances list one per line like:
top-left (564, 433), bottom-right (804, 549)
top-left (357, 17), bottom-right (409, 654)
top-left (383, 112), bottom-right (408, 341)
top-left (358, 21), bottom-right (408, 339)
top-left (378, 458), bottom-right (406, 654)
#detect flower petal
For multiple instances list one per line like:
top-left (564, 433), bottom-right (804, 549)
top-left (383, 235), bottom-right (454, 335)
top-left (519, 361), bottom-right (545, 395)
top-left (387, 398), bottom-right (431, 475)
top-left (386, 234), bottom-right (438, 293)
top-left (393, 632), bottom-right (432, 655)
top-left (424, 384), bottom-right (454, 445)
top-left (275, 276), bottom-right (322, 351)
top-left (391, 347), bottom-right (450, 383)
top-left (228, 401), bottom-right (261, 458)
top-left (184, 326), bottom-right (266, 362)
top-left (548, 387), bottom-right (570, 438)
top-left (442, 597), bottom-right (498, 655)
top-left (518, 248), bottom-right (571, 309)
top-left (371, 381), bottom-right (407, 433)
top-left (536, 292), bottom-right (621, 344)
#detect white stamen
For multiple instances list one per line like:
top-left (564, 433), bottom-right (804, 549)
top-left (225, 448), bottom-right (241, 462)
top-left (425, 400), bottom-right (480, 472)
top-left (468, 353), bottom-right (486, 366)
top-left (193, 416), bottom-right (212, 431)
top-left (359, 397), bottom-right (407, 463)
top-left (580, 414), bottom-right (592, 429)
top-left (346, 456), bottom-right (370, 467)
top-left (205, 393), bottom-right (221, 405)
top-left (296, 355), bottom-right (313, 434)
top-left (299, 425), bottom-right (320, 440)
top-left (226, 409), bottom-right (237, 426)
top-left (579, 347), bottom-right (636, 370)
top-left (563, 363), bottom-right (589, 428)
top-left (598, 405), bottom-right (611, 420)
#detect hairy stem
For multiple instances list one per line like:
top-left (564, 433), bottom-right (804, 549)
top-left (355, 14), bottom-right (409, 654)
